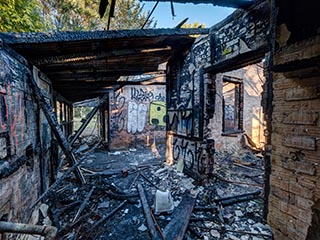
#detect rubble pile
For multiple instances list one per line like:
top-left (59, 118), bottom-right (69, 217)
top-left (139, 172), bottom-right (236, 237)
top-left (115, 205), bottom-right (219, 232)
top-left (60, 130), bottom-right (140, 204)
top-left (42, 144), bottom-right (272, 239)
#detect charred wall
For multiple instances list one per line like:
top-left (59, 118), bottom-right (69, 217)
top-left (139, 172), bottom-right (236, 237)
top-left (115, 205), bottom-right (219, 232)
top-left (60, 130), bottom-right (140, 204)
top-left (109, 85), bottom-right (166, 149)
top-left (0, 48), bottom-right (40, 223)
top-left (166, 0), bottom-right (270, 178)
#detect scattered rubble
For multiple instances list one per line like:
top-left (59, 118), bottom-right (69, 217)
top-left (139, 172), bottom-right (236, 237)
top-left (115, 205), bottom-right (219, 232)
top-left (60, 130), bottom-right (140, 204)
top-left (40, 143), bottom-right (272, 239)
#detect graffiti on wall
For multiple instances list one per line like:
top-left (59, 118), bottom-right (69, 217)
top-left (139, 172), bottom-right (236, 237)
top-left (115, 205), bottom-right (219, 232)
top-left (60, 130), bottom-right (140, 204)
top-left (131, 87), bottom-right (165, 102)
top-left (172, 138), bottom-right (206, 174)
top-left (127, 102), bottom-right (147, 133)
top-left (149, 101), bottom-right (166, 126)
top-left (111, 91), bottom-right (126, 133)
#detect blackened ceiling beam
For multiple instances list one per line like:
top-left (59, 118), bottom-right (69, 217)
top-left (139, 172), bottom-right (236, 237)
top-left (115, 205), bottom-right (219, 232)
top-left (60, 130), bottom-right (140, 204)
top-left (140, 0), bottom-right (256, 8)
top-left (29, 47), bottom-right (173, 66)
top-left (50, 71), bottom-right (166, 82)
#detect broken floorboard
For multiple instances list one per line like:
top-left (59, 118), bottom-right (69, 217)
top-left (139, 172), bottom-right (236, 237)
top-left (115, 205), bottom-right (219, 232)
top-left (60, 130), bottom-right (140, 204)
top-left (137, 184), bottom-right (162, 240)
top-left (163, 193), bottom-right (196, 240)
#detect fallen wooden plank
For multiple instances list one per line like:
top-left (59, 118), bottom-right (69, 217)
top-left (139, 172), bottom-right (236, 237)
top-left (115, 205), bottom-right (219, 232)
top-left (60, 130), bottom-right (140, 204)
top-left (72, 186), bottom-right (96, 223)
top-left (137, 184), bottom-right (161, 240)
top-left (163, 193), bottom-right (196, 240)
top-left (31, 142), bottom-right (100, 209)
top-left (91, 200), bottom-right (127, 230)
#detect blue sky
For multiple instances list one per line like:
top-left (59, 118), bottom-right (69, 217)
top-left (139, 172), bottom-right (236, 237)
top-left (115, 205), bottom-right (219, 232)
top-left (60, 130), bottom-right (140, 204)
top-left (142, 2), bottom-right (235, 28)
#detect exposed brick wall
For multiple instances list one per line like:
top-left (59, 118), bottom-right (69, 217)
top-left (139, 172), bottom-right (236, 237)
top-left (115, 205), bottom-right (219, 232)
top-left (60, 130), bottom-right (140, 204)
top-left (268, 35), bottom-right (320, 240)
top-left (109, 85), bottom-right (166, 149)
top-left (0, 48), bottom-right (48, 223)
top-left (208, 63), bottom-right (266, 151)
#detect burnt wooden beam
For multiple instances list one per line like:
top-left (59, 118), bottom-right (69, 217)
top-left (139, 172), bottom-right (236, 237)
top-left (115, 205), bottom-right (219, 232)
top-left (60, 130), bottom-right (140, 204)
top-left (28, 73), bottom-right (86, 184)
top-left (30, 47), bottom-right (173, 66)
top-left (72, 186), bottom-right (96, 223)
top-left (137, 184), bottom-right (161, 240)
top-left (31, 142), bottom-right (100, 209)
top-left (69, 93), bottom-right (108, 146)
top-left (205, 44), bottom-right (269, 74)
top-left (163, 193), bottom-right (196, 240)
top-left (91, 200), bottom-right (127, 230)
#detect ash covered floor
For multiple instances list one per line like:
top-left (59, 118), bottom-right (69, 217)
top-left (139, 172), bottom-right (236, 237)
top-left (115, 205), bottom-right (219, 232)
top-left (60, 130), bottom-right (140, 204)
top-left (43, 143), bottom-right (272, 240)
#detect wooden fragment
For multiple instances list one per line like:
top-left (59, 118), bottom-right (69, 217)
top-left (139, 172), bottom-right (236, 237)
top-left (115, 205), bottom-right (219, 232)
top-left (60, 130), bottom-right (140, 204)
top-left (151, 211), bottom-right (166, 240)
top-left (163, 193), bottom-right (196, 240)
top-left (31, 142), bottom-right (100, 209)
top-left (137, 184), bottom-right (161, 240)
top-left (72, 186), bottom-right (96, 223)
top-left (91, 200), bottom-right (127, 230)
top-left (28, 73), bottom-right (85, 183)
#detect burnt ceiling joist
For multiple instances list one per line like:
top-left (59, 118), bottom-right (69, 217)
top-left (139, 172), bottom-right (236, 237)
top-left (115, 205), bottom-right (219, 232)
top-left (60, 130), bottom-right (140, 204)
top-left (0, 28), bottom-right (209, 102)
top-left (140, 0), bottom-right (256, 8)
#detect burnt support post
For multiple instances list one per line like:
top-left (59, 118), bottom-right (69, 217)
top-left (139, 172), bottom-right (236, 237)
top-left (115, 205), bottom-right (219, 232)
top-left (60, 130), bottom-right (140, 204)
top-left (69, 93), bottom-right (108, 147)
top-left (27, 73), bottom-right (86, 184)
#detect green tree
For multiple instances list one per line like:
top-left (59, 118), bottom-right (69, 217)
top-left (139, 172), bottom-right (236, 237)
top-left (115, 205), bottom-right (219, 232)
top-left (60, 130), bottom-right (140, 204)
top-left (41, 0), bottom-right (155, 31)
top-left (0, 0), bottom-right (45, 32)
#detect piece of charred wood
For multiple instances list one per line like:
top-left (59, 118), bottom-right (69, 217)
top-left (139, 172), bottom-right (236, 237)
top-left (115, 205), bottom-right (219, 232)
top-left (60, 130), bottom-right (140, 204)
top-left (137, 184), bottom-right (161, 240)
top-left (151, 210), bottom-right (166, 240)
top-left (105, 190), bottom-right (139, 200)
top-left (72, 186), bottom-right (96, 223)
top-left (193, 205), bottom-right (217, 212)
top-left (214, 190), bottom-right (262, 207)
top-left (91, 200), bottom-right (127, 230)
top-left (58, 210), bottom-right (98, 236)
top-left (30, 142), bottom-right (100, 209)
top-left (163, 193), bottom-right (196, 240)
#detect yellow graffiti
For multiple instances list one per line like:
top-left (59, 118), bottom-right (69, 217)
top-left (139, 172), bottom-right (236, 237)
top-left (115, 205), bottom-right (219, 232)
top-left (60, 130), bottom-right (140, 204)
top-left (149, 101), bottom-right (166, 126)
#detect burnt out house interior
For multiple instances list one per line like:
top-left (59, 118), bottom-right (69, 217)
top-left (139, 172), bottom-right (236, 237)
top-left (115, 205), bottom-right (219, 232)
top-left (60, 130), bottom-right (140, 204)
top-left (0, 0), bottom-right (319, 239)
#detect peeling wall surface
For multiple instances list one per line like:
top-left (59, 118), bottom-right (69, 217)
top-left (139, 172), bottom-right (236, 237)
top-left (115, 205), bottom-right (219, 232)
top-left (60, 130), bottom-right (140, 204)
top-left (209, 63), bottom-right (266, 151)
top-left (109, 85), bottom-right (166, 149)
top-left (0, 48), bottom-right (45, 223)
top-left (268, 35), bottom-right (320, 240)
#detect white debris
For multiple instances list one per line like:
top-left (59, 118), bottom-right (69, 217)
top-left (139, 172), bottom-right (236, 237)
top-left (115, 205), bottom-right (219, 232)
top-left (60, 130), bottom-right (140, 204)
top-left (138, 224), bottom-right (147, 232)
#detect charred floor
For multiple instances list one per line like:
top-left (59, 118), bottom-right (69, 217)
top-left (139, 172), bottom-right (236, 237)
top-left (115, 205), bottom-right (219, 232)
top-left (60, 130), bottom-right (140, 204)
top-left (0, 0), bottom-right (320, 239)
top-left (43, 142), bottom-right (271, 240)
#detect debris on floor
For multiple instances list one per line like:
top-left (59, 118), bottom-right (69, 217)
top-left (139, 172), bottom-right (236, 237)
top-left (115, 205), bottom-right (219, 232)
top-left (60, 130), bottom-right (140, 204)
top-left (42, 143), bottom-right (272, 239)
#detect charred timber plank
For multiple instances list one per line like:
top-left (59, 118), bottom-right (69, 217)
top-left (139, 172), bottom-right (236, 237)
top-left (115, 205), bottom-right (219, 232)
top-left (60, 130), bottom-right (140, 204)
top-left (69, 93), bottom-right (108, 147)
top-left (214, 190), bottom-right (261, 207)
top-left (137, 184), bottom-right (161, 240)
top-left (0, 221), bottom-right (57, 240)
top-left (72, 186), bottom-right (96, 223)
top-left (28, 73), bottom-right (86, 184)
top-left (29, 47), bottom-right (172, 66)
top-left (31, 142), bottom-right (100, 209)
top-left (163, 193), bottom-right (196, 240)
top-left (91, 200), bottom-right (127, 230)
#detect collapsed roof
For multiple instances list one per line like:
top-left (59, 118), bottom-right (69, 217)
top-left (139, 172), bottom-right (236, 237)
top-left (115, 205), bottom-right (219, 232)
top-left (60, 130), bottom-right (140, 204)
top-left (0, 28), bottom-right (208, 102)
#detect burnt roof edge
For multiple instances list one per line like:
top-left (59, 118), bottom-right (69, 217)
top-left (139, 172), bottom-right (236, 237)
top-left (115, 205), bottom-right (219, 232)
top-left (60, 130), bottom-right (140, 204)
top-left (0, 28), bottom-right (209, 45)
